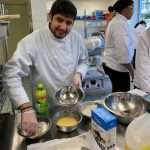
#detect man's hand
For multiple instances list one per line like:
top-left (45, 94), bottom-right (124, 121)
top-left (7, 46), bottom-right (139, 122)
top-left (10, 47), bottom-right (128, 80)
top-left (21, 109), bottom-right (38, 135)
top-left (72, 72), bottom-right (82, 90)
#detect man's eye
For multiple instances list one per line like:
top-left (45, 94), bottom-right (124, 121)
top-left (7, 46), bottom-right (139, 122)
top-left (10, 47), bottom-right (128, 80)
top-left (57, 18), bottom-right (63, 22)
top-left (66, 21), bottom-right (73, 26)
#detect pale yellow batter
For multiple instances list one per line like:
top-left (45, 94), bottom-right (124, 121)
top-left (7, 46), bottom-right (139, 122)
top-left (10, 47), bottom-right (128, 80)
top-left (56, 117), bottom-right (78, 127)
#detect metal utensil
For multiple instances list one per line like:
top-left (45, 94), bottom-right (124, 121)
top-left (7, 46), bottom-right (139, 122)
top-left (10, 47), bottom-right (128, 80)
top-left (0, 3), bottom-right (5, 15)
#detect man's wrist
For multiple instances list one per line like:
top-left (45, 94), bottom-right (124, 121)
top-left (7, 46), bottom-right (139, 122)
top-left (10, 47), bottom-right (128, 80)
top-left (76, 72), bottom-right (82, 80)
top-left (18, 102), bottom-right (32, 111)
top-left (21, 107), bottom-right (33, 113)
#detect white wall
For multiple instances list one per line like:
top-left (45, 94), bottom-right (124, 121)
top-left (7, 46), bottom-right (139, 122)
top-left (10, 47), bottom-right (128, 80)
top-left (31, 0), bottom-right (117, 31)
top-left (31, 0), bottom-right (139, 31)
top-left (30, 0), bottom-right (47, 30)
top-left (46, 0), bottom-right (116, 13)
top-left (131, 0), bottom-right (139, 28)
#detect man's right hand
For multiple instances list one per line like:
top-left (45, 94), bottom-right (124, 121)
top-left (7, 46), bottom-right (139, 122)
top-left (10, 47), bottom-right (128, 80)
top-left (21, 109), bottom-right (38, 135)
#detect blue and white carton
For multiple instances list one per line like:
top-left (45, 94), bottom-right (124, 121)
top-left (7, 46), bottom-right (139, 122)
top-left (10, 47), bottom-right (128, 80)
top-left (91, 106), bottom-right (117, 150)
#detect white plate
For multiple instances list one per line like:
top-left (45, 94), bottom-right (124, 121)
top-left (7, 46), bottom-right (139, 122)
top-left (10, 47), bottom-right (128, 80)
top-left (79, 101), bottom-right (101, 118)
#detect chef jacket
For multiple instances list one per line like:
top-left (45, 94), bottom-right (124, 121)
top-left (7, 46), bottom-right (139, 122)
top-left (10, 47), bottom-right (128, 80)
top-left (3, 24), bottom-right (89, 108)
top-left (134, 27), bottom-right (150, 92)
top-left (134, 24), bottom-right (146, 42)
top-left (103, 14), bottom-right (135, 72)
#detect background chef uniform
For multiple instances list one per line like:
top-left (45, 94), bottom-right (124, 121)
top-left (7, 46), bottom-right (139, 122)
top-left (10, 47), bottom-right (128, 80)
top-left (3, 23), bottom-right (89, 110)
top-left (134, 27), bottom-right (150, 93)
top-left (132, 21), bottom-right (146, 68)
top-left (102, 0), bottom-right (135, 92)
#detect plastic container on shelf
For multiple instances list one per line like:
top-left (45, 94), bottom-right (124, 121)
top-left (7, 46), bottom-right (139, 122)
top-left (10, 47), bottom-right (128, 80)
top-left (35, 83), bottom-right (48, 116)
top-left (125, 107), bottom-right (150, 150)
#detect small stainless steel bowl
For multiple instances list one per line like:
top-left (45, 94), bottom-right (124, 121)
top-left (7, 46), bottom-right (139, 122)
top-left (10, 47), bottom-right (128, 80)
top-left (17, 116), bottom-right (52, 139)
top-left (53, 110), bottom-right (82, 132)
top-left (55, 86), bottom-right (85, 106)
top-left (103, 92), bottom-right (150, 124)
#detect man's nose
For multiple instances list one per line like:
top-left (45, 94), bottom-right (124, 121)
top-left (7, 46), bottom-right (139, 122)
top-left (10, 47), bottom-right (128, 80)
top-left (59, 22), bottom-right (67, 30)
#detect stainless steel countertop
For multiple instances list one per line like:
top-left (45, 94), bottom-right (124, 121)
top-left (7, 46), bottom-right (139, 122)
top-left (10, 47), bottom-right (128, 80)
top-left (0, 105), bottom-right (127, 150)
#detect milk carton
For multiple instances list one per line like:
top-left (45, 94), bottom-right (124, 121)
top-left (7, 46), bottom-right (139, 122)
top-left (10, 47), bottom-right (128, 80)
top-left (91, 106), bottom-right (117, 150)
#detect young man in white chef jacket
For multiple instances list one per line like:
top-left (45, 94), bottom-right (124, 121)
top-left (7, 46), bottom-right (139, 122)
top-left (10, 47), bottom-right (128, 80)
top-left (3, 0), bottom-right (89, 135)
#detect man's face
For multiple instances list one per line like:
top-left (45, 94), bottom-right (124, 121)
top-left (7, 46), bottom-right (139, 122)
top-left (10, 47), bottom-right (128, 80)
top-left (49, 13), bottom-right (74, 38)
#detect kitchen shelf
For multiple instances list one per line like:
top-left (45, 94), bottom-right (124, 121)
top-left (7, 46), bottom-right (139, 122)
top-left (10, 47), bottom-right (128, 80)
top-left (88, 47), bottom-right (104, 56)
top-left (0, 20), bottom-right (9, 39)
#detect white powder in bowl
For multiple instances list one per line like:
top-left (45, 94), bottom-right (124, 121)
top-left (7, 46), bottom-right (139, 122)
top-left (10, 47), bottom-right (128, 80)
top-left (21, 121), bottom-right (48, 137)
top-left (81, 103), bottom-right (98, 117)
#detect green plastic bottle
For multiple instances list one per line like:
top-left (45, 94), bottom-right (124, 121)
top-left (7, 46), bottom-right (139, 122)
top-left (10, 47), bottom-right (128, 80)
top-left (35, 84), bottom-right (48, 116)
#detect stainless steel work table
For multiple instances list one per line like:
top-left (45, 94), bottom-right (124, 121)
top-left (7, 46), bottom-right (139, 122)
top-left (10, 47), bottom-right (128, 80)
top-left (0, 105), bottom-right (126, 150)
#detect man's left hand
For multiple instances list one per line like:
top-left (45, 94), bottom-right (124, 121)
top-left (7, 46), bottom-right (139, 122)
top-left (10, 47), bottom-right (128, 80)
top-left (72, 72), bottom-right (82, 89)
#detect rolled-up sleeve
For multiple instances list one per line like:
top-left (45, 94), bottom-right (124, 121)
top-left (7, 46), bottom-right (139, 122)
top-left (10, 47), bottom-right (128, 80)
top-left (3, 39), bottom-right (35, 108)
top-left (76, 36), bottom-right (89, 79)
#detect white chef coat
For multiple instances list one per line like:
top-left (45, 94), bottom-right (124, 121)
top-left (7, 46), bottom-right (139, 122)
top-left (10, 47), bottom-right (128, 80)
top-left (3, 24), bottom-right (89, 108)
top-left (134, 24), bottom-right (146, 49)
top-left (103, 14), bottom-right (135, 72)
top-left (134, 27), bottom-right (150, 92)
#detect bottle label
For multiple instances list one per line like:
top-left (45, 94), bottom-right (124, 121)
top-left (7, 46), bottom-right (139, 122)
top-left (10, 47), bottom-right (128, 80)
top-left (35, 88), bottom-right (47, 103)
top-left (36, 103), bottom-right (48, 116)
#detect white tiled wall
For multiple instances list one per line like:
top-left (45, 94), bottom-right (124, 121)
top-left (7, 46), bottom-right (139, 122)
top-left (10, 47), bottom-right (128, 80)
top-left (31, 0), bottom-right (117, 31)
top-left (46, 0), bottom-right (116, 13)
top-left (31, 0), bottom-right (138, 31)
top-left (30, 0), bottom-right (47, 31)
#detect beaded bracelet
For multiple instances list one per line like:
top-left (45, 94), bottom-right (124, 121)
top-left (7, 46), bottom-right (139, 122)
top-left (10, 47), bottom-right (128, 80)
top-left (21, 106), bottom-right (33, 113)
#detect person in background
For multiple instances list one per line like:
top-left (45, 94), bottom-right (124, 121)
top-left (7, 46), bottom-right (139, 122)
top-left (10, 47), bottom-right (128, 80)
top-left (3, 0), bottom-right (88, 135)
top-left (134, 27), bottom-right (150, 92)
top-left (132, 20), bottom-right (146, 68)
top-left (134, 20), bottom-right (146, 29)
top-left (102, 0), bottom-right (135, 92)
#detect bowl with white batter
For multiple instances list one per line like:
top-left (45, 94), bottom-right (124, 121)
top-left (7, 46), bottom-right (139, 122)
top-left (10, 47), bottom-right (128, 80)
top-left (79, 101), bottom-right (101, 118)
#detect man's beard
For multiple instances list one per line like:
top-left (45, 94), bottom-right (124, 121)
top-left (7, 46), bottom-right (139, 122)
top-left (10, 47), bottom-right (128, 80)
top-left (49, 23), bottom-right (66, 39)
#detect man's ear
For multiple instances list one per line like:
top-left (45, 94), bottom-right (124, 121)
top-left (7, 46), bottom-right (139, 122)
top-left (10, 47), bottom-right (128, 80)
top-left (48, 13), bottom-right (52, 22)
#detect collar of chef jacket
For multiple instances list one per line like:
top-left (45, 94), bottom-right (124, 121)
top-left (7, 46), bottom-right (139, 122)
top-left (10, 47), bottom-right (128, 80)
top-left (46, 23), bottom-right (69, 43)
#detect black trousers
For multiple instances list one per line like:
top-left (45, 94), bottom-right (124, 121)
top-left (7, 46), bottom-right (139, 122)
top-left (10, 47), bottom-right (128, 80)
top-left (102, 63), bottom-right (130, 92)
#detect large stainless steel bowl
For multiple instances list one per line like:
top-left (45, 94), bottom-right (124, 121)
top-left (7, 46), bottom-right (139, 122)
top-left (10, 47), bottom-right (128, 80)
top-left (103, 92), bottom-right (150, 124)
top-left (53, 110), bottom-right (82, 132)
top-left (55, 86), bottom-right (85, 106)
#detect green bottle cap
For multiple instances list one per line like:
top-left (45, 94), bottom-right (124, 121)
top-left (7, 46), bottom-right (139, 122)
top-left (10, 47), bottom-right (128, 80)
top-left (147, 107), bottom-right (150, 113)
top-left (38, 84), bottom-right (43, 88)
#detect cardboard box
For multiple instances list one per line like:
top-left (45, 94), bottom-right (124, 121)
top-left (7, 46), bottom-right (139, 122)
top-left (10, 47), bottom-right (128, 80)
top-left (91, 106), bottom-right (117, 150)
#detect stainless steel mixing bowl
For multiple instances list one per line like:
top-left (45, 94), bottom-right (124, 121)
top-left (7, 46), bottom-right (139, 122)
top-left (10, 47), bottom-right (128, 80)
top-left (17, 116), bottom-right (52, 139)
top-left (53, 110), bottom-right (82, 132)
top-left (55, 86), bottom-right (85, 106)
top-left (103, 92), bottom-right (150, 124)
